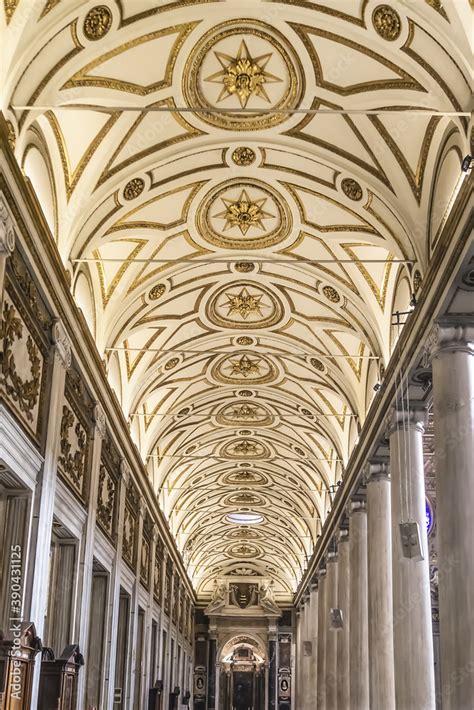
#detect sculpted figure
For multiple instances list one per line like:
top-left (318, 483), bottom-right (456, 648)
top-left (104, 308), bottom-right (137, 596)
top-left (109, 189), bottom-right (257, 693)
top-left (205, 581), bottom-right (227, 614)
top-left (259, 580), bottom-right (280, 614)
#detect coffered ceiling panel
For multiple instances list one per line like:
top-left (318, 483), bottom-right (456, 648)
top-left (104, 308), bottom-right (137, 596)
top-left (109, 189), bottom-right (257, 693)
top-left (1, 0), bottom-right (471, 601)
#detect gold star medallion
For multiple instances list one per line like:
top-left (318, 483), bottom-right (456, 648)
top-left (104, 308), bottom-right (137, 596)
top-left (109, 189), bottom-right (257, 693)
top-left (224, 287), bottom-right (265, 320)
top-left (205, 39), bottom-right (282, 108)
top-left (227, 354), bottom-right (262, 378)
top-left (214, 189), bottom-right (274, 235)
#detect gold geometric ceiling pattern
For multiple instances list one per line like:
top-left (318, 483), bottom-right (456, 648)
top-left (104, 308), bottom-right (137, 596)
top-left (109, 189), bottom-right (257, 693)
top-left (1, 0), bottom-right (471, 601)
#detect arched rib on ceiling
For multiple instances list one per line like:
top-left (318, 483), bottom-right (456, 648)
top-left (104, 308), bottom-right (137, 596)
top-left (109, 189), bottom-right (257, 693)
top-left (2, 0), bottom-right (471, 600)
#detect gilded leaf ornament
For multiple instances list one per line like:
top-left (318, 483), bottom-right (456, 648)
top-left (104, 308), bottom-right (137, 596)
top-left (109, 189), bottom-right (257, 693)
top-left (214, 190), bottom-right (275, 235)
top-left (205, 40), bottom-right (282, 108)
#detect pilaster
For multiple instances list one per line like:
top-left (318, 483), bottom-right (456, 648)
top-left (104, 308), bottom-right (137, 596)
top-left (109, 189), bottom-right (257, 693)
top-left (75, 402), bottom-right (106, 710)
top-left (105, 458), bottom-right (130, 708)
top-left (28, 319), bottom-right (71, 708)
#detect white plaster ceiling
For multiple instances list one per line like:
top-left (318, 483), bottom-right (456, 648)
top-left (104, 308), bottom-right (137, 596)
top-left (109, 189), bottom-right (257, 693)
top-left (1, 0), bottom-right (471, 601)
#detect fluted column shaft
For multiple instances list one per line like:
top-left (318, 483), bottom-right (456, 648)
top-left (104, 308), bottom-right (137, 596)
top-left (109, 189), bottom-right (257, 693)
top-left (427, 322), bottom-right (474, 709)
top-left (316, 567), bottom-right (327, 709)
top-left (325, 552), bottom-right (338, 709)
top-left (367, 462), bottom-right (395, 710)
top-left (349, 499), bottom-right (369, 710)
top-left (388, 408), bottom-right (435, 709)
top-left (336, 529), bottom-right (350, 710)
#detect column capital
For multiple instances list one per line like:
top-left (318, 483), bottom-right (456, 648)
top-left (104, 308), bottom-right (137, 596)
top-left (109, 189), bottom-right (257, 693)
top-left (348, 498), bottom-right (367, 516)
top-left (366, 459), bottom-right (390, 483)
top-left (386, 405), bottom-right (426, 437)
top-left (310, 581), bottom-right (318, 592)
top-left (424, 319), bottom-right (474, 362)
top-left (51, 318), bottom-right (72, 369)
top-left (93, 402), bottom-right (107, 439)
top-left (327, 550), bottom-right (338, 564)
top-left (338, 528), bottom-right (350, 544)
top-left (317, 565), bottom-right (327, 580)
top-left (0, 193), bottom-right (15, 255)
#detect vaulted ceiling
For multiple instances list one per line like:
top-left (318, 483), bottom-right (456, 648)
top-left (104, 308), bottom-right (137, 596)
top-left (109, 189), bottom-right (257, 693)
top-left (1, 0), bottom-right (471, 602)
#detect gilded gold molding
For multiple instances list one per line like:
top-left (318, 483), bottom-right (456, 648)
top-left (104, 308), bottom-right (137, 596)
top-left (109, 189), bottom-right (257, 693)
top-left (63, 22), bottom-right (199, 95)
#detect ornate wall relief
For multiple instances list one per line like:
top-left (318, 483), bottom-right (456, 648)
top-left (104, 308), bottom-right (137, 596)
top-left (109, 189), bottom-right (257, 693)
top-left (58, 401), bottom-right (89, 500)
top-left (97, 463), bottom-right (116, 538)
top-left (122, 505), bottom-right (136, 568)
top-left (0, 295), bottom-right (44, 434)
top-left (122, 479), bottom-right (139, 568)
top-left (57, 368), bottom-right (94, 502)
top-left (183, 20), bottom-right (302, 130)
top-left (96, 430), bottom-right (120, 542)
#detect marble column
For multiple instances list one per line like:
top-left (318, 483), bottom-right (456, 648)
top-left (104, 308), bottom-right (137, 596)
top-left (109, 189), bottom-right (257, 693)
top-left (366, 460), bottom-right (395, 710)
top-left (387, 407), bottom-right (435, 710)
top-left (0, 195), bottom-right (15, 315)
top-left (27, 320), bottom-right (71, 709)
top-left (325, 550), bottom-right (338, 709)
top-left (309, 581), bottom-right (319, 709)
top-left (348, 498), bottom-right (369, 710)
top-left (427, 321), bottom-right (474, 709)
top-left (316, 565), bottom-right (327, 709)
top-left (336, 528), bottom-right (350, 710)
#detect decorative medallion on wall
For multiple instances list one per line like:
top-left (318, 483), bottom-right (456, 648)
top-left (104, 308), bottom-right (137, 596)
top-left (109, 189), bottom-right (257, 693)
top-left (226, 543), bottom-right (261, 559)
top-left (372, 5), bottom-right (402, 41)
top-left (83, 5), bottom-right (113, 40)
top-left (197, 179), bottom-right (292, 250)
top-left (226, 528), bottom-right (261, 539)
top-left (222, 469), bottom-right (268, 486)
top-left (235, 262), bottom-right (255, 273)
top-left (216, 401), bottom-right (273, 426)
top-left (123, 177), bottom-right (145, 201)
top-left (206, 281), bottom-right (284, 329)
top-left (220, 438), bottom-right (271, 459)
top-left (183, 20), bottom-right (302, 130)
top-left (341, 178), bottom-right (363, 201)
top-left (232, 147), bottom-right (256, 165)
top-left (210, 352), bottom-right (278, 384)
top-left (309, 357), bottom-right (325, 372)
top-left (224, 491), bottom-right (264, 507)
top-left (322, 285), bottom-right (341, 303)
